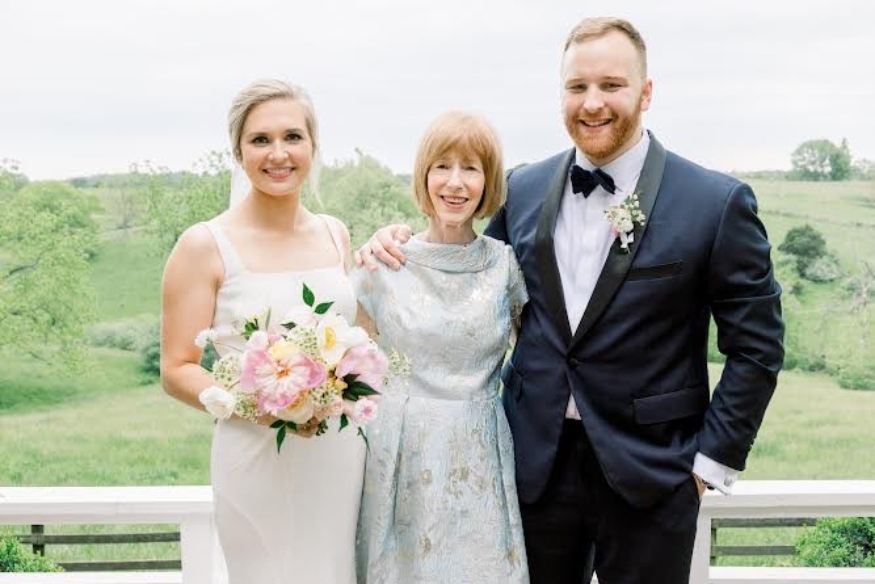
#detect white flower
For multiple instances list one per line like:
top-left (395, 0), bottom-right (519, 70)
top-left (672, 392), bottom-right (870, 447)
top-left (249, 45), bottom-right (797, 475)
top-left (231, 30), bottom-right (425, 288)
top-left (194, 328), bottom-right (217, 349)
top-left (605, 193), bottom-right (646, 254)
top-left (212, 353), bottom-right (242, 389)
top-left (275, 392), bottom-right (316, 424)
top-left (315, 312), bottom-right (370, 366)
top-left (246, 330), bottom-right (270, 351)
top-left (611, 208), bottom-right (634, 233)
top-left (280, 305), bottom-right (319, 328)
top-left (198, 385), bottom-right (236, 420)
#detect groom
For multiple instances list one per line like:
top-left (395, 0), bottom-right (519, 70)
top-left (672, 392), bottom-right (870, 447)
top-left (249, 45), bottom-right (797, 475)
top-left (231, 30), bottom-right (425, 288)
top-left (359, 17), bottom-right (784, 584)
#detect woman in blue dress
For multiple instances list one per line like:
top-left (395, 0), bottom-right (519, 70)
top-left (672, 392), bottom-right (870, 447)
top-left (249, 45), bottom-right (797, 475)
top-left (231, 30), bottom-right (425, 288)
top-left (354, 111), bottom-right (529, 583)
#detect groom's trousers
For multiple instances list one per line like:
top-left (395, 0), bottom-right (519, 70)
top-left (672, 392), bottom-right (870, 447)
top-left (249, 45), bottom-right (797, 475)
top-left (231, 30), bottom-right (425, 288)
top-left (519, 420), bottom-right (701, 584)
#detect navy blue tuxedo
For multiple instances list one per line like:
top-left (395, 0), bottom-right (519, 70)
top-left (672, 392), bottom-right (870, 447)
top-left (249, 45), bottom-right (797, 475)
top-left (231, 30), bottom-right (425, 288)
top-left (486, 134), bottom-right (784, 509)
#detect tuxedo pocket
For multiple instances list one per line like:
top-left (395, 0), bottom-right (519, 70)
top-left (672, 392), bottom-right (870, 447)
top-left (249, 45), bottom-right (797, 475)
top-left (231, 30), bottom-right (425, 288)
top-left (626, 261), bottom-right (683, 282)
top-left (633, 386), bottom-right (708, 425)
top-left (501, 361), bottom-right (523, 402)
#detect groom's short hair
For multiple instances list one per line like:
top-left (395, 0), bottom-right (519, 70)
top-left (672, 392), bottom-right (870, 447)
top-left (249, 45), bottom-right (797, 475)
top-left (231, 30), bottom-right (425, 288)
top-left (563, 17), bottom-right (648, 78)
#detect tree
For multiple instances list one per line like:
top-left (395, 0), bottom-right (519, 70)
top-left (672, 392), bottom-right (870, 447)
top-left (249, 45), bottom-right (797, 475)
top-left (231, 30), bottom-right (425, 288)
top-left (830, 138), bottom-right (853, 181)
top-left (852, 158), bottom-right (875, 181)
top-left (778, 224), bottom-right (827, 276)
top-left (790, 138), bottom-right (852, 181)
top-left (139, 149), bottom-right (422, 251)
top-left (140, 152), bottom-right (231, 251)
top-left (0, 180), bottom-right (100, 364)
top-left (319, 150), bottom-right (422, 247)
top-left (0, 159), bottom-right (28, 193)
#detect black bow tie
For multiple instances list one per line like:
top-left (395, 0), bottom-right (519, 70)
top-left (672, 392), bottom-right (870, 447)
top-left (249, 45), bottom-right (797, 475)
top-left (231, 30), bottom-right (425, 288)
top-left (570, 165), bottom-right (616, 197)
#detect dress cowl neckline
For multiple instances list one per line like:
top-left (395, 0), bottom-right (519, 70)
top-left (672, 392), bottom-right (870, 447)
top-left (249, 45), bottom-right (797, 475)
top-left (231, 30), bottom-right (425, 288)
top-left (401, 235), bottom-right (497, 273)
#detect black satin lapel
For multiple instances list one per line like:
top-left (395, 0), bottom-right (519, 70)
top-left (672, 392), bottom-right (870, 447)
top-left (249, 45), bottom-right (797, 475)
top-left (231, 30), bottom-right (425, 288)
top-left (535, 149), bottom-right (576, 345)
top-left (570, 134), bottom-right (667, 349)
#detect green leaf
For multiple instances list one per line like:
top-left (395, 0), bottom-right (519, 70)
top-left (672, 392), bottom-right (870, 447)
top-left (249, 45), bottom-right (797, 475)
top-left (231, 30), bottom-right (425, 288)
top-left (343, 380), bottom-right (380, 400)
top-left (269, 420), bottom-right (285, 429)
top-left (314, 301), bottom-right (334, 315)
top-left (303, 284), bottom-right (315, 307)
top-left (275, 426), bottom-right (287, 453)
top-left (281, 321), bottom-right (297, 330)
top-left (339, 414), bottom-right (349, 432)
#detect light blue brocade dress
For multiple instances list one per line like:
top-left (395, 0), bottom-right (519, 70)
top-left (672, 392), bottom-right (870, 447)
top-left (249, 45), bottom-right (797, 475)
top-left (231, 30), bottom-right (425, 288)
top-left (353, 235), bottom-right (530, 584)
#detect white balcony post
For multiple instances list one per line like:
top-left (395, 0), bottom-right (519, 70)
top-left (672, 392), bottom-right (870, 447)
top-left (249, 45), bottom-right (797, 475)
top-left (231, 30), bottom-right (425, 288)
top-left (691, 507), bottom-right (713, 584)
top-left (179, 514), bottom-right (216, 584)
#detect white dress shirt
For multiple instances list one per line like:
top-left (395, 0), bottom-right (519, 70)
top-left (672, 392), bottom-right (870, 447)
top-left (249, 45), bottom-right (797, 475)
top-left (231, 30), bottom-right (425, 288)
top-left (553, 130), bottom-right (737, 493)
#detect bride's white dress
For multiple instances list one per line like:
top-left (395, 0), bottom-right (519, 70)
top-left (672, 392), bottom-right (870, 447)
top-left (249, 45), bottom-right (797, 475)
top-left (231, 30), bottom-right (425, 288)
top-left (203, 218), bottom-right (365, 584)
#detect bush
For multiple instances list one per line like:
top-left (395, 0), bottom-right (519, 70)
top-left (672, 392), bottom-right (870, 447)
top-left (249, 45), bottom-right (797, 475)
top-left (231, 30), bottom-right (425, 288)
top-left (87, 316), bottom-right (155, 351)
top-left (795, 352), bottom-right (827, 373)
top-left (837, 366), bottom-right (875, 391)
top-left (778, 224), bottom-right (827, 275)
top-left (0, 536), bottom-right (63, 572)
top-left (803, 255), bottom-right (842, 282)
top-left (797, 517), bottom-right (875, 567)
top-left (140, 322), bottom-right (161, 376)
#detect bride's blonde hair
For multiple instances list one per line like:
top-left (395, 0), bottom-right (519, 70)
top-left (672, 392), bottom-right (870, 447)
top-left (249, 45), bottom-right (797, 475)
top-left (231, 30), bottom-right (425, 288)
top-left (227, 79), bottom-right (322, 200)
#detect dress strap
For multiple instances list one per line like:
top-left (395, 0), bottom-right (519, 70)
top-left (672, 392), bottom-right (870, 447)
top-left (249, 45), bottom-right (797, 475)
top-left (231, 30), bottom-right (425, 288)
top-left (318, 214), bottom-right (348, 269)
top-left (201, 221), bottom-right (245, 277)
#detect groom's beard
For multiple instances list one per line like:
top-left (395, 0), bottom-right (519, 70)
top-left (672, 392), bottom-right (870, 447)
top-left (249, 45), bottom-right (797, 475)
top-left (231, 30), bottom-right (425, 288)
top-left (570, 103), bottom-right (644, 164)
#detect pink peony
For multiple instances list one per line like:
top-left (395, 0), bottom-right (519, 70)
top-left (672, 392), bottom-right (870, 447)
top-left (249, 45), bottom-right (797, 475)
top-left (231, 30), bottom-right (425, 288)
top-left (335, 344), bottom-right (388, 390)
top-left (240, 349), bottom-right (271, 392)
top-left (240, 346), bottom-right (327, 410)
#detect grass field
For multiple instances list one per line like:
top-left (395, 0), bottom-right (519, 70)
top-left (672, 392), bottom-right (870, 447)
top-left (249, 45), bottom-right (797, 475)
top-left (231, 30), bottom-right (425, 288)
top-left (90, 238), bottom-right (163, 322)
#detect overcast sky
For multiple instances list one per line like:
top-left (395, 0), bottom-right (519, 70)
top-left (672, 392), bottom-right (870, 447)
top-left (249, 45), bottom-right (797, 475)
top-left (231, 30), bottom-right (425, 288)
top-left (2, 0), bottom-right (873, 181)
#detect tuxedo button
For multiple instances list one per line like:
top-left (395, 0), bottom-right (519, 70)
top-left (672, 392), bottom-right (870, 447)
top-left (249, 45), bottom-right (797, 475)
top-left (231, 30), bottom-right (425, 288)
top-left (724, 476), bottom-right (736, 488)
top-left (568, 357), bottom-right (581, 367)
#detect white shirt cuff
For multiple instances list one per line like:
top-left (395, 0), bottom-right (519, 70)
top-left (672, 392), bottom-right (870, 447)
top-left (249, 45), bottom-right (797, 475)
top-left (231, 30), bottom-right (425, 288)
top-left (693, 452), bottom-right (739, 495)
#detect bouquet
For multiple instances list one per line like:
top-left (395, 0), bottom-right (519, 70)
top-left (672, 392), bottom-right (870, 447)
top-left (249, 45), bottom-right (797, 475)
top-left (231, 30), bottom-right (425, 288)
top-left (195, 284), bottom-right (385, 452)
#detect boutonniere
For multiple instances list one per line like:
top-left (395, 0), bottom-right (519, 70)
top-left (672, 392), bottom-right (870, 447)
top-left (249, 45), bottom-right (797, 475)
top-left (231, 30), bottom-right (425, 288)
top-left (605, 194), bottom-right (646, 254)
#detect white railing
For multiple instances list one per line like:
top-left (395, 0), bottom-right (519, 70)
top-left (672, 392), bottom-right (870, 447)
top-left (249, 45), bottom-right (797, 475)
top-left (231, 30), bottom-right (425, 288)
top-left (695, 480), bottom-right (875, 583)
top-left (0, 486), bottom-right (215, 584)
top-left (1, 481), bottom-right (875, 583)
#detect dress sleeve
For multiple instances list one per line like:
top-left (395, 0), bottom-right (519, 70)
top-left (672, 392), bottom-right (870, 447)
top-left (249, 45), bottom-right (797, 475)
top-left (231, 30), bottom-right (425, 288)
top-left (350, 266), bottom-right (377, 321)
top-left (506, 246), bottom-right (528, 320)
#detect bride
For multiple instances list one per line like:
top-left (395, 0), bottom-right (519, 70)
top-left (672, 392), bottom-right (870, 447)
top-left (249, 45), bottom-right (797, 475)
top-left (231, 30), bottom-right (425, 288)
top-left (160, 79), bottom-right (365, 583)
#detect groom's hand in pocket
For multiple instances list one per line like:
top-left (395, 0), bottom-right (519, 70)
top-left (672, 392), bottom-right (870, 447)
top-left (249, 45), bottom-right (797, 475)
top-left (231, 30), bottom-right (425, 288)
top-left (693, 473), bottom-right (707, 499)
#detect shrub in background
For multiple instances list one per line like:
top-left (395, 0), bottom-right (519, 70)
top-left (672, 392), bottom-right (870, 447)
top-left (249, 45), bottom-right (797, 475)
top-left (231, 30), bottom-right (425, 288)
top-left (0, 536), bottom-right (63, 572)
top-left (803, 255), bottom-right (843, 283)
top-left (140, 322), bottom-right (161, 376)
top-left (778, 224), bottom-right (827, 276)
top-left (837, 367), bottom-right (875, 391)
top-left (87, 316), bottom-right (155, 351)
top-left (796, 517), bottom-right (875, 567)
